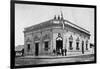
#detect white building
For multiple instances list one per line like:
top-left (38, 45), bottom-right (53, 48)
top-left (23, 13), bottom-right (93, 56)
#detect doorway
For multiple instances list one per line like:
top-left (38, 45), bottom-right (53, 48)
top-left (56, 36), bottom-right (63, 55)
top-left (82, 41), bottom-right (84, 54)
top-left (35, 43), bottom-right (39, 56)
top-left (44, 41), bottom-right (49, 51)
top-left (56, 33), bottom-right (63, 55)
top-left (56, 40), bottom-right (63, 50)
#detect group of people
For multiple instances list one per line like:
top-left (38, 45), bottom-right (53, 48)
top-left (53, 48), bottom-right (67, 56)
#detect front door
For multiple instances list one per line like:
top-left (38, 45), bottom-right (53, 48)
top-left (56, 40), bottom-right (63, 50)
top-left (56, 33), bottom-right (63, 55)
top-left (35, 43), bottom-right (39, 56)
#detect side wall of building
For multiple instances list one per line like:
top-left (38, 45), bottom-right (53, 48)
top-left (52, 26), bottom-right (91, 56)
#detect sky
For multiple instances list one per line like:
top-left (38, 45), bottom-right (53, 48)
top-left (15, 4), bottom-right (94, 46)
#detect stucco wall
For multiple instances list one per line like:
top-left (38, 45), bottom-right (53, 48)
top-left (24, 27), bottom-right (53, 56)
top-left (24, 25), bottom-right (93, 56)
top-left (52, 27), bottom-right (92, 56)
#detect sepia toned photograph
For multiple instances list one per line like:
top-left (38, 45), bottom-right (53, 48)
top-left (11, 0), bottom-right (96, 68)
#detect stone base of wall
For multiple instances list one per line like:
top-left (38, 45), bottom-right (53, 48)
top-left (67, 50), bottom-right (93, 56)
top-left (24, 50), bottom-right (94, 56)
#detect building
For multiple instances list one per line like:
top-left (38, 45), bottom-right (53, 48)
top-left (23, 13), bottom-right (93, 56)
top-left (15, 45), bottom-right (24, 56)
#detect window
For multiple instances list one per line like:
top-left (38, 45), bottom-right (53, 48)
top-left (82, 41), bottom-right (84, 54)
top-left (27, 44), bottom-right (30, 51)
top-left (69, 35), bottom-right (73, 50)
top-left (86, 44), bottom-right (88, 50)
top-left (76, 42), bottom-right (79, 50)
top-left (86, 40), bottom-right (88, 50)
top-left (69, 35), bottom-right (73, 40)
top-left (90, 43), bottom-right (94, 48)
top-left (44, 41), bottom-right (49, 51)
top-left (76, 37), bottom-right (80, 50)
top-left (69, 41), bottom-right (73, 50)
top-left (82, 41), bottom-right (84, 46)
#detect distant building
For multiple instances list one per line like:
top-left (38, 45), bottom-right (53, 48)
top-left (15, 45), bottom-right (24, 56)
top-left (23, 13), bottom-right (93, 56)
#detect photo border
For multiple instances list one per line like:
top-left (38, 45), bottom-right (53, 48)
top-left (10, 0), bottom-right (97, 69)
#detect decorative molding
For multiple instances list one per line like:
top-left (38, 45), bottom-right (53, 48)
top-left (69, 35), bottom-right (73, 41)
top-left (34, 35), bottom-right (40, 41)
top-left (43, 34), bottom-right (50, 41)
top-left (76, 37), bottom-right (80, 42)
top-left (26, 38), bottom-right (32, 42)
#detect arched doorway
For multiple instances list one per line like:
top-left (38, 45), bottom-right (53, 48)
top-left (56, 33), bottom-right (63, 54)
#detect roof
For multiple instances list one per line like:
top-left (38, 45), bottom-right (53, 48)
top-left (24, 19), bottom-right (54, 31)
top-left (24, 18), bottom-right (90, 35)
top-left (15, 45), bottom-right (24, 51)
top-left (64, 19), bottom-right (90, 34)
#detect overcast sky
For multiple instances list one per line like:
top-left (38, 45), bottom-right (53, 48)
top-left (15, 4), bottom-right (94, 46)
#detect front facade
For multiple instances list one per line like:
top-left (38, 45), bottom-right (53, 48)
top-left (24, 14), bottom-right (93, 56)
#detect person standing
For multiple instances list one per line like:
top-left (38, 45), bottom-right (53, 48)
top-left (65, 49), bottom-right (67, 56)
top-left (61, 49), bottom-right (64, 56)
